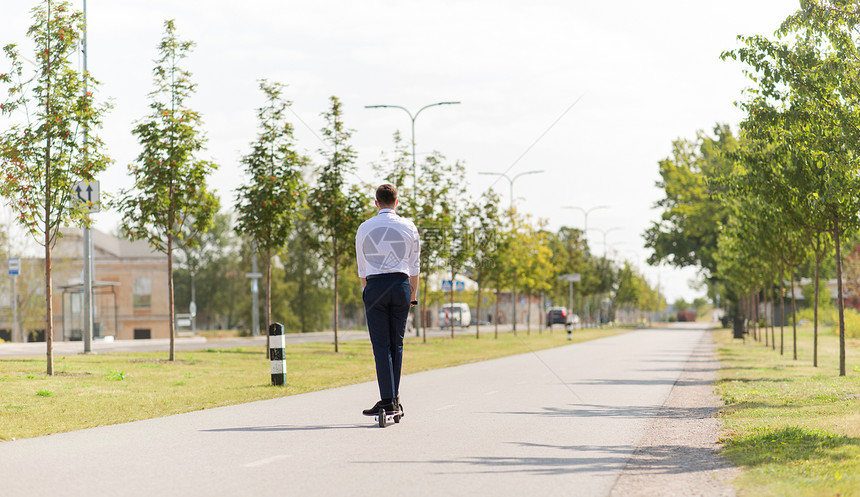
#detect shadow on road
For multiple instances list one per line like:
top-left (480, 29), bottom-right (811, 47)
top-left (352, 442), bottom-right (722, 477)
top-left (495, 403), bottom-right (718, 420)
top-left (201, 424), bottom-right (370, 433)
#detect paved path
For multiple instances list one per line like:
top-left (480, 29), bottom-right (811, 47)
top-left (0, 324), bottom-right (725, 496)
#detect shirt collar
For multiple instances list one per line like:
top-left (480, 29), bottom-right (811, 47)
top-left (377, 208), bottom-right (396, 215)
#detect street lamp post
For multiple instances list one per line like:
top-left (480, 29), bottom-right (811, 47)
top-left (478, 170), bottom-right (545, 211)
top-left (478, 169), bottom-right (544, 333)
top-left (588, 227), bottom-right (622, 258)
top-left (365, 101), bottom-right (461, 202)
top-left (587, 227), bottom-right (621, 326)
top-left (562, 205), bottom-right (608, 243)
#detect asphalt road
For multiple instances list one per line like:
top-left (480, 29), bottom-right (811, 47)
top-left (1, 324), bottom-right (713, 497)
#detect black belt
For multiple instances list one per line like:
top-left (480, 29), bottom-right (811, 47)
top-left (366, 273), bottom-right (408, 280)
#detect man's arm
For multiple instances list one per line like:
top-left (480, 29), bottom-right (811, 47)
top-left (409, 274), bottom-right (419, 303)
top-left (361, 277), bottom-right (367, 290)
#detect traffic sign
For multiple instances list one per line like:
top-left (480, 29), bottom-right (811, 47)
top-left (73, 180), bottom-right (100, 213)
top-left (441, 280), bottom-right (452, 291)
top-left (455, 281), bottom-right (465, 291)
top-left (8, 257), bottom-right (20, 275)
top-left (559, 273), bottom-right (581, 282)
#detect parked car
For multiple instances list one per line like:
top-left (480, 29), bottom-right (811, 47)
top-left (546, 307), bottom-right (568, 326)
top-left (439, 303), bottom-right (471, 328)
top-left (546, 307), bottom-right (580, 326)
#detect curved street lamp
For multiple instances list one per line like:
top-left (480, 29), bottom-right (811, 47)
top-left (562, 205), bottom-right (608, 243)
top-left (365, 101), bottom-right (461, 201)
top-left (478, 169), bottom-right (545, 211)
top-left (588, 227), bottom-right (622, 258)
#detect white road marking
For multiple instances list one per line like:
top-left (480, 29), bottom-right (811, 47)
top-left (243, 454), bottom-right (293, 468)
top-left (436, 404), bottom-right (457, 411)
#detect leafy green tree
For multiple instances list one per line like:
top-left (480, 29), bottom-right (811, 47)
top-left (504, 218), bottom-right (553, 334)
top-left (174, 211), bottom-right (245, 330)
top-left (306, 96), bottom-right (366, 352)
top-left (234, 80), bottom-right (306, 348)
top-left (114, 20), bottom-right (219, 361)
top-left (723, 2), bottom-right (860, 374)
top-left (0, 1), bottom-right (111, 374)
top-left (466, 189), bottom-right (503, 339)
top-left (645, 125), bottom-right (738, 280)
top-left (546, 226), bottom-right (590, 320)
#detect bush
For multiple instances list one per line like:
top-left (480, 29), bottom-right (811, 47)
top-left (794, 305), bottom-right (860, 338)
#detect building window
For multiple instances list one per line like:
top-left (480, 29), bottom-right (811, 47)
top-left (133, 277), bottom-right (151, 309)
top-left (134, 329), bottom-right (151, 340)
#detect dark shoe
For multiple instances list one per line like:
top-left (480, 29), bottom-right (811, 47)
top-left (396, 395), bottom-right (404, 417)
top-left (362, 399), bottom-right (397, 416)
top-left (363, 400), bottom-right (384, 416)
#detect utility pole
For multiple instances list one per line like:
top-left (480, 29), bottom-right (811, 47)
top-left (81, 0), bottom-right (94, 353)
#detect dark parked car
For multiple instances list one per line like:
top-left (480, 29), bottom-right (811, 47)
top-left (546, 307), bottom-right (569, 326)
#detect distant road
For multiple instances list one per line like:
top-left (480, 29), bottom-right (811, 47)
top-left (0, 324), bottom-right (536, 358)
top-left (0, 323), bottom-right (716, 497)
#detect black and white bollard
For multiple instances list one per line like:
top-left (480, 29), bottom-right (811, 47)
top-left (566, 320), bottom-right (572, 341)
top-left (269, 322), bottom-right (286, 386)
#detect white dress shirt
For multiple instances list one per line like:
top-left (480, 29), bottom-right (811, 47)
top-left (355, 208), bottom-right (420, 278)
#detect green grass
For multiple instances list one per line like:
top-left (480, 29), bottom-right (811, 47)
top-left (715, 325), bottom-right (860, 497)
top-left (0, 327), bottom-right (623, 442)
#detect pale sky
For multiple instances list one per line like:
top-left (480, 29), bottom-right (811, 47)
top-left (2, 0), bottom-right (801, 303)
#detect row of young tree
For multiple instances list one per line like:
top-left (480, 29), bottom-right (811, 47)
top-left (646, 1), bottom-right (860, 377)
top-left (0, 2), bottom-right (663, 376)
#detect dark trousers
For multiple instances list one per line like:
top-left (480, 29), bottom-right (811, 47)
top-left (363, 273), bottom-right (411, 400)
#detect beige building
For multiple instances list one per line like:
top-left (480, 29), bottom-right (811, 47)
top-left (1, 228), bottom-right (170, 342)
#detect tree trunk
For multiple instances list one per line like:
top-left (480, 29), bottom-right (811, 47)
top-left (834, 220), bottom-right (846, 376)
top-left (333, 236), bottom-right (339, 353)
top-left (526, 291), bottom-right (532, 336)
top-left (763, 288), bottom-right (769, 348)
top-left (476, 280), bottom-right (481, 339)
top-left (494, 287), bottom-right (500, 339)
top-left (45, 213), bottom-right (53, 376)
top-left (813, 255), bottom-right (821, 367)
top-left (769, 283), bottom-right (775, 351)
top-left (168, 233), bottom-right (175, 361)
top-left (790, 270), bottom-right (797, 361)
top-left (780, 268), bottom-right (785, 356)
top-left (512, 284), bottom-right (517, 336)
top-left (450, 270), bottom-right (455, 339)
top-left (44, 2), bottom-right (54, 376)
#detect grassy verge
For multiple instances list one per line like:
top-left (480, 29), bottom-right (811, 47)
top-left (715, 325), bottom-right (860, 497)
top-left (0, 327), bottom-right (623, 442)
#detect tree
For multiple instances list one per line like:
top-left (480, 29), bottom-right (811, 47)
top-left (466, 189), bottom-right (503, 339)
top-left (517, 225), bottom-right (553, 334)
top-left (173, 211), bottom-right (243, 330)
top-left (0, 1), bottom-right (111, 374)
top-left (114, 20), bottom-right (219, 361)
top-left (724, 2), bottom-right (860, 374)
top-left (306, 96), bottom-right (366, 352)
top-left (234, 80), bottom-right (306, 348)
top-left (644, 125), bottom-right (738, 281)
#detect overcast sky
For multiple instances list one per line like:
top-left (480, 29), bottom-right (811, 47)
top-left (2, 0), bottom-right (801, 303)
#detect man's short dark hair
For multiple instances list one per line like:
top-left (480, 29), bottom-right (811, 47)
top-left (376, 184), bottom-right (397, 207)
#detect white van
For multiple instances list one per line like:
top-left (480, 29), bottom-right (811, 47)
top-left (439, 303), bottom-right (471, 328)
